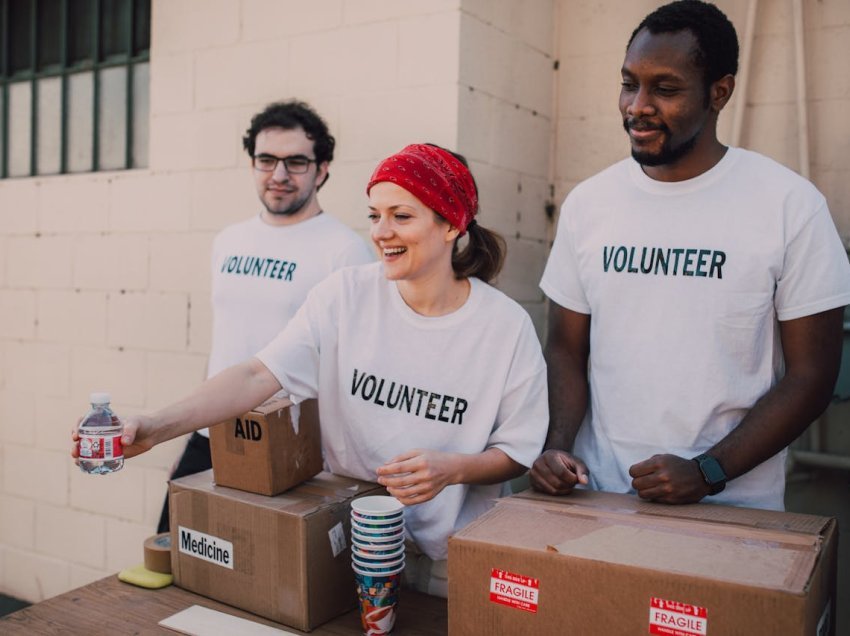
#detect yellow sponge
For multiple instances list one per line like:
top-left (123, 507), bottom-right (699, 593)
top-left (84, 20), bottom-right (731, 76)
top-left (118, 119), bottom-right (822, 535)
top-left (118, 563), bottom-right (174, 589)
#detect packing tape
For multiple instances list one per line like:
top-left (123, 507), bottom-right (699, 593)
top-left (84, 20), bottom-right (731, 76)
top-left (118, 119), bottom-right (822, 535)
top-left (143, 532), bottom-right (172, 574)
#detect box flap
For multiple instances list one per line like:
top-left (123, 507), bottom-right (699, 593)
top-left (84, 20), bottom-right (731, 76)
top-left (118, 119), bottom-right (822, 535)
top-left (548, 521), bottom-right (813, 591)
top-left (173, 470), bottom-right (384, 516)
top-left (509, 488), bottom-right (833, 535)
top-left (454, 492), bottom-right (833, 594)
top-left (251, 396), bottom-right (295, 416)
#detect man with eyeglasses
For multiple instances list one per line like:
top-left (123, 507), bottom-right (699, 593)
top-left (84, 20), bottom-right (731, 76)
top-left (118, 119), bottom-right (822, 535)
top-left (157, 100), bottom-right (373, 533)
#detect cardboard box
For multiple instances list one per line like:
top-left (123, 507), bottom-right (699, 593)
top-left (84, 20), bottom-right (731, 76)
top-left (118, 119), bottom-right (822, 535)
top-left (209, 397), bottom-right (322, 495)
top-left (169, 470), bottom-right (385, 632)
top-left (449, 489), bottom-right (837, 636)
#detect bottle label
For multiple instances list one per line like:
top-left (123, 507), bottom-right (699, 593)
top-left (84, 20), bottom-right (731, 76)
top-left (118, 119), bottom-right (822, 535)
top-left (79, 434), bottom-right (123, 460)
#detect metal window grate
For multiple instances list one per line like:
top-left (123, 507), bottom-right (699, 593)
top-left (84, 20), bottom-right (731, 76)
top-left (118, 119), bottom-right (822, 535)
top-left (0, 0), bottom-right (150, 179)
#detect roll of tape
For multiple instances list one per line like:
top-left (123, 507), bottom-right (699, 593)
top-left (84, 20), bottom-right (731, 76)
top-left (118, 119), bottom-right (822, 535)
top-left (143, 532), bottom-right (172, 574)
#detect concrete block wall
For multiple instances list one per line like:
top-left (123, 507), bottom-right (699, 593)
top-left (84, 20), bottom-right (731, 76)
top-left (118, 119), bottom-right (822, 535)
top-left (0, 146), bottom-right (205, 596)
top-left (0, 168), bottom-right (211, 601)
top-left (553, 0), bottom-right (850, 244)
top-left (459, 0), bottom-right (556, 335)
top-left (744, 0), bottom-right (850, 239)
top-left (0, 0), bottom-right (472, 603)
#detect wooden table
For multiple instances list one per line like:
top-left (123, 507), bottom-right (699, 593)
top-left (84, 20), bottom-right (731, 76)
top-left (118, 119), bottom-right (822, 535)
top-left (0, 575), bottom-right (448, 635)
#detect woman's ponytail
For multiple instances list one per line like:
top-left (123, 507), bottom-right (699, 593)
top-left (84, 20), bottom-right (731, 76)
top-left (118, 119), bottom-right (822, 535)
top-left (451, 221), bottom-right (506, 283)
top-left (412, 143), bottom-right (506, 282)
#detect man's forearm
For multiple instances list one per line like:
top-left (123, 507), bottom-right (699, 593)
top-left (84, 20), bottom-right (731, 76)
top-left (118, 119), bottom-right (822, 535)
top-left (544, 355), bottom-right (588, 451)
top-left (707, 308), bottom-right (843, 480)
top-left (708, 368), bottom-right (835, 480)
top-left (543, 303), bottom-right (592, 452)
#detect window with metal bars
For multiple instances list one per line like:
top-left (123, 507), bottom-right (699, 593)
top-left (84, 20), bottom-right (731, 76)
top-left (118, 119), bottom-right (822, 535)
top-left (0, 0), bottom-right (150, 179)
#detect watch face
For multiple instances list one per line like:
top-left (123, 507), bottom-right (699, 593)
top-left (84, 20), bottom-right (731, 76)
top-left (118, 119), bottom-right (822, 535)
top-left (696, 454), bottom-right (726, 494)
top-left (701, 458), bottom-right (725, 483)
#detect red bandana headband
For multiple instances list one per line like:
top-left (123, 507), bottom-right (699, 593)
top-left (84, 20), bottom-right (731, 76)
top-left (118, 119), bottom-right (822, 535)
top-left (366, 144), bottom-right (478, 235)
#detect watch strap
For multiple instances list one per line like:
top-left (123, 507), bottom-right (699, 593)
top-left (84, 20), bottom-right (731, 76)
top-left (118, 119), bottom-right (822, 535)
top-left (692, 453), bottom-right (727, 495)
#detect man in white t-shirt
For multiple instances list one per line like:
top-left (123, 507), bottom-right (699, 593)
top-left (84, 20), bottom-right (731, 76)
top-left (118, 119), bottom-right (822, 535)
top-left (157, 101), bottom-right (373, 531)
top-left (531, 0), bottom-right (850, 510)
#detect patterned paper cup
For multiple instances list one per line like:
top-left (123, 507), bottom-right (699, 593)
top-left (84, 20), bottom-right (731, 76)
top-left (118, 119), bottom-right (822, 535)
top-left (352, 511), bottom-right (404, 525)
top-left (352, 543), bottom-right (405, 561)
top-left (352, 558), bottom-right (406, 572)
top-left (352, 528), bottom-right (405, 544)
top-left (352, 555), bottom-right (405, 573)
top-left (352, 548), bottom-right (405, 566)
top-left (353, 563), bottom-right (405, 578)
top-left (351, 521), bottom-right (405, 539)
top-left (352, 534), bottom-right (405, 549)
top-left (351, 516), bottom-right (404, 531)
top-left (353, 568), bottom-right (402, 636)
top-left (352, 496), bottom-right (404, 519)
top-left (351, 528), bottom-right (404, 545)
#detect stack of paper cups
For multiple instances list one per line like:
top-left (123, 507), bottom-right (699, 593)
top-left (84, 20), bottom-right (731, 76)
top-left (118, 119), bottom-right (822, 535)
top-left (350, 496), bottom-right (405, 635)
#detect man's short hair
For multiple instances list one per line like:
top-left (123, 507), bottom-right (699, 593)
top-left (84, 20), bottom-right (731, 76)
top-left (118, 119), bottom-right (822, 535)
top-left (242, 100), bottom-right (336, 165)
top-left (628, 0), bottom-right (739, 89)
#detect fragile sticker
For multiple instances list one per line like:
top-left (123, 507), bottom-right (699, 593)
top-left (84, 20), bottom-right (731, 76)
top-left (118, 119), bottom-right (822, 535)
top-left (649, 597), bottom-right (707, 636)
top-left (489, 568), bottom-right (539, 613)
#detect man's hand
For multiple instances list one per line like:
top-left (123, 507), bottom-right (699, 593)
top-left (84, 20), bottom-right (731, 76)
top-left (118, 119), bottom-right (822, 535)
top-left (530, 449), bottom-right (589, 495)
top-left (629, 454), bottom-right (710, 504)
top-left (376, 449), bottom-right (459, 505)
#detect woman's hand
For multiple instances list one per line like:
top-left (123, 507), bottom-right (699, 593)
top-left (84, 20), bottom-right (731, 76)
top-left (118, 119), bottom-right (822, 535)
top-left (70, 414), bottom-right (158, 462)
top-left (115, 414), bottom-right (159, 459)
top-left (375, 449), bottom-right (461, 505)
top-left (70, 417), bottom-right (83, 462)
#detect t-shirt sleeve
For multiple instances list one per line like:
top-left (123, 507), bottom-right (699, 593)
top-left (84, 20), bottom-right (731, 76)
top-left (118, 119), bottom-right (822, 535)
top-left (333, 235), bottom-right (375, 269)
top-left (486, 317), bottom-right (549, 468)
top-left (776, 199), bottom-right (850, 321)
top-left (539, 193), bottom-right (591, 314)
top-left (254, 278), bottom-right (336, 401)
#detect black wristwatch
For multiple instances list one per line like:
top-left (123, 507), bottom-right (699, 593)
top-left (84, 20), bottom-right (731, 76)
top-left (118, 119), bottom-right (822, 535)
top-left (692, 453), bottom-right (727, 495)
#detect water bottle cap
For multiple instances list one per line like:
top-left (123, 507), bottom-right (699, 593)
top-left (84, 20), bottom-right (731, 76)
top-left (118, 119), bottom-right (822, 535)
top-left (89, 392), bottom-right (111, 405)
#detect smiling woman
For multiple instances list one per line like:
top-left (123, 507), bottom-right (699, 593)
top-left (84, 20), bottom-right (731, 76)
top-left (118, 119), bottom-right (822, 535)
top-left (365, 144), bottom-right (506, 315)
top-left (73, 142), bottom-right (548, 599)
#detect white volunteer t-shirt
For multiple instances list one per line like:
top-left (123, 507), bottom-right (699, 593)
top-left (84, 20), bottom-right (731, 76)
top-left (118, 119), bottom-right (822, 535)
top-left (256, 263), bottom-right (548, 560)
top-left (541, 147), bottom-right (850, 510)
top-left (200, 212), bottom-right (373, 437)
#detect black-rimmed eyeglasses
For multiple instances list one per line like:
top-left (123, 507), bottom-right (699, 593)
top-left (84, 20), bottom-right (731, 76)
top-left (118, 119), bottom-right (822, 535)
top-left (252, 154), bottom-right (318, 173)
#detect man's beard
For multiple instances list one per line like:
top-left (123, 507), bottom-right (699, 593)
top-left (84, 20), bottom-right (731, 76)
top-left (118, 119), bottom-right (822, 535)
top-left (624, 119), bottom-right (700, 167)
top-left (263, 189), bottom-right (312, 216)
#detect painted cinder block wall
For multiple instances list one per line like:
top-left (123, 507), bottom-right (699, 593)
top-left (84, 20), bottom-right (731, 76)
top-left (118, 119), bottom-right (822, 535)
top-left (2, 0), bottom-right (849, 603)
top-left (553, 0), bottom-right (850, 238)
top-left (0, 0), bottom-right (471, 602)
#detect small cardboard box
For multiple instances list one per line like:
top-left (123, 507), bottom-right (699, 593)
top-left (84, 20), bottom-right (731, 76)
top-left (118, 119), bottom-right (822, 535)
top-left (170, 470), bottom-right (384, 632)
top-left (449, 489), bottom-right (837, 636)
top-left (209, 397), bottom-right (322, 495)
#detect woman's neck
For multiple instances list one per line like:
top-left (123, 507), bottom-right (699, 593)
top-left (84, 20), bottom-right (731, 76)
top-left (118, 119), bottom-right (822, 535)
top-left (396, 271), bottom-right (471, 317)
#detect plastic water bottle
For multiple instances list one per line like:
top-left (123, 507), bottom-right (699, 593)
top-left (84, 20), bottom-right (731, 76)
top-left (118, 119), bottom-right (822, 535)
top-left (78, 392), bottom-right (124, 474)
